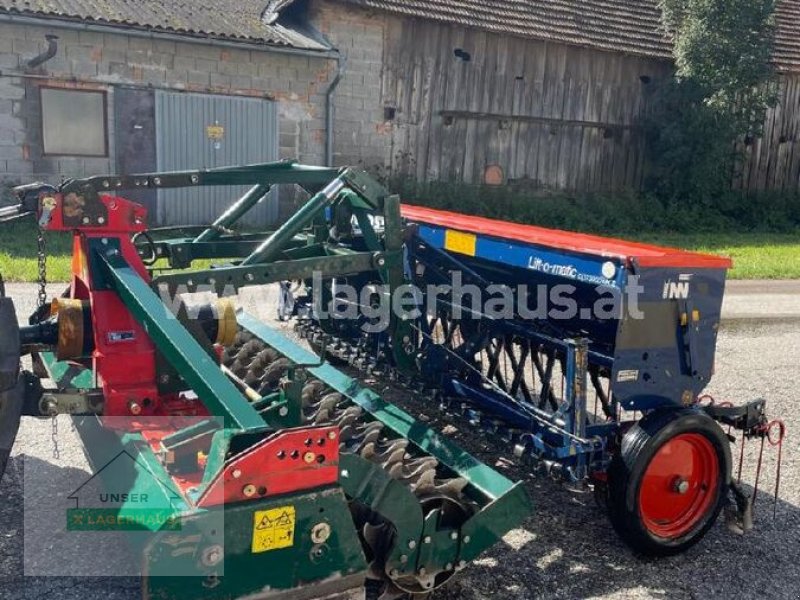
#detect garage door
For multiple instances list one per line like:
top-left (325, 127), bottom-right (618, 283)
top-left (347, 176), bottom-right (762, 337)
top-left (155, 91), bottom-right (279, 226)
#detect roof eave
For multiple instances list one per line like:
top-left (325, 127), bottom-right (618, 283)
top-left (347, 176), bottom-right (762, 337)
top-left (0, 10), bottom-right (337, 57)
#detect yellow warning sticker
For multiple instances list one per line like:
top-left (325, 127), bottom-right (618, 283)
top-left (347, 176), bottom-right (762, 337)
top-left (206, 125), bottom-right (225, 140)
top-left (251, 506), bottom-right (296, 554)
top-left (444, 230), bottom-right (477, 257)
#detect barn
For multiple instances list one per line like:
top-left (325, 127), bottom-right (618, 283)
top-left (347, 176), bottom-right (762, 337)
top-left (313, 0), bottom-right (800, 192)
top-left (0, 0), bottom-right (339, 224)
top-left (0, 0), bottom-right (798, 226)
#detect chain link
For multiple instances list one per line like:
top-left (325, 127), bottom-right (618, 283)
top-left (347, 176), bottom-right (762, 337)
top-left (36, 226), bottom-right (47, 312)
top-left (51, 413), bottom-right (60, 461)
top-left (37, 225), bottom-right (59, 458)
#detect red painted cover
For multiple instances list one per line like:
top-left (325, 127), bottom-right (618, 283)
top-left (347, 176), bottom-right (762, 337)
top-left (401, 205), bottom-right (733, 270)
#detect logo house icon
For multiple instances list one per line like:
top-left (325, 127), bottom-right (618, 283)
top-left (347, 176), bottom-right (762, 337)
top-left (66, 450), bottom-right (183, 531)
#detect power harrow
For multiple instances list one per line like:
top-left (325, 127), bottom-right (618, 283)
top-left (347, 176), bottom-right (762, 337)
top-left (0, 161), bottom-right (782, 599)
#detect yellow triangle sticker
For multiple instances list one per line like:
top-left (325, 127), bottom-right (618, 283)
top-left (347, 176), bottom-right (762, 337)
top-left (251, 506), bottom-right (296, 553)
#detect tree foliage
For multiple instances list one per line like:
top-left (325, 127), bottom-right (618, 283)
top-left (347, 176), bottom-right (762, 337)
top-left (646, 0), bottom-right (778, 201)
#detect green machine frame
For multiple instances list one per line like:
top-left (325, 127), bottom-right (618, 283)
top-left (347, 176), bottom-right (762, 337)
top-left (26, 160), bottom-right (532, 600)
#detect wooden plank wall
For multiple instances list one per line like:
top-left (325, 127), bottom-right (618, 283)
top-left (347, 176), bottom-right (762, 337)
top-left (737, 74), bottom-right (800, 193)
top-left (381, 17), bottom-right (672, 192)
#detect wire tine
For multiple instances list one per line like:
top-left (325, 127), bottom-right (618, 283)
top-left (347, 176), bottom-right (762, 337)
top-left (737, 429), bottom-right (746, 485)
top-left (773, 430), bottom-right (784, 520)
top-left (752, 436), bottom-right (766, 506)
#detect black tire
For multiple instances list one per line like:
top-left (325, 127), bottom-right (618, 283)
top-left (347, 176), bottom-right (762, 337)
top-left (0, 377), bottom-right (24, 481)
top-left (0, 293), bottom-right (22, 481)
top-left (608, 408), bottom-right (731, 556)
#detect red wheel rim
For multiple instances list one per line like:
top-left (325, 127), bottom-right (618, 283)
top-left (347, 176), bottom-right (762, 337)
top-left (638, 433), bottom-right (720, 539)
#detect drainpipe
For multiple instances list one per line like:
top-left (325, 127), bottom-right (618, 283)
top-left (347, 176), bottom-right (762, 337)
top-left (26, 34), bottom-right (58, 69)
top-left (325, 54), bottom-right (346, 167)
top-left (1, 12), bottom-right (345, 166)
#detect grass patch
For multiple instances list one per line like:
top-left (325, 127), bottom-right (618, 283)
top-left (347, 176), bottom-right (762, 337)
top-left (0, 220), bottom-right (222, 283)
top-left (625, 232), bottom-right (800, 280)
top-left (1, 220), bottom-right (798, 282)
top-left (0, 220), bottom-right (73, 283)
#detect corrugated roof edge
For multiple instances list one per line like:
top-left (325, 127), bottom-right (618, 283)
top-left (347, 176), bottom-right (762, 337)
top-left (0, 7), bottom-right (332, 52)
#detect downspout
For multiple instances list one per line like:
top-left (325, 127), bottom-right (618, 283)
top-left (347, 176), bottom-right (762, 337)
top-left (325, 54), bottom-right (346, 167)
top-left (26, 34), bottom-right (58, 69)
top-left (2, 12), bottom-right (345, 165)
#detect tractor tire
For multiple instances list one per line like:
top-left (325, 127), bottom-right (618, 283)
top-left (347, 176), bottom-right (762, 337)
top-left (0, 294), bottom-right (22, 481)
top-left (0, 377), bottom-right (24, 481)
top-left (608, 408), bottom-right (731, 556)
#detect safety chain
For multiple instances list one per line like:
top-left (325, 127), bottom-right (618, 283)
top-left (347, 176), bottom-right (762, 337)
top-left (36, 226), bottom-right (47, 313)
top-left (51, 412), bottom-right (60, 461)
top-left (37, 225), bottom-right (60, 459)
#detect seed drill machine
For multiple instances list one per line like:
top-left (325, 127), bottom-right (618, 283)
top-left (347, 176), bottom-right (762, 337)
top-left (0, 161), bottom-right (781, 599)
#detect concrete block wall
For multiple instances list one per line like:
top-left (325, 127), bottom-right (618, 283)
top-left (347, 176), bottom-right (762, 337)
top-left (310, 0), bottom-right (393, 170)
top-left (0, 21), bottom-right (335, 186)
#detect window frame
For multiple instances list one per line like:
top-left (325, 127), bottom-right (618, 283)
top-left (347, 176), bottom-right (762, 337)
top-left (39, 86), bottom-right (110, 158)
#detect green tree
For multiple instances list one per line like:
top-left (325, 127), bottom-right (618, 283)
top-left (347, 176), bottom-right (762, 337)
top-left (647, 0), bottom-right (778, 201)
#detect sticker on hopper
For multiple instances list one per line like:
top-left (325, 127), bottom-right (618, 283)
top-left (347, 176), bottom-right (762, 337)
top-left (444, 230), bottom-right (477, 257)
top-left (251, 506), bottom-right (296, 553)
top-left (616, 369), bottom-right (639, 383)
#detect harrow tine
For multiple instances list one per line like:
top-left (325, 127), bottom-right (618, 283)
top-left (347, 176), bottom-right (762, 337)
top-left (376, 447), bottom-right (407, 471)
top-left (762, 419), bottom-right (787, 519)
top-left (343, 423), bottom-right (383, 453)
top-left (737, 429), bottom-right (746, 485)
top-left (434, 477), bottom-right (470, 497)
top-left (410, 469), bottom-right (436, 495)
top-left (753, 436), bottom-right (766, 505)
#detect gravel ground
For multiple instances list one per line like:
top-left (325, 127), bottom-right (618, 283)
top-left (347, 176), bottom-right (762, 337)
top-left (1, 283), bottom-right (798, 600)
top-left (428, 316), bottom-right (800, 600)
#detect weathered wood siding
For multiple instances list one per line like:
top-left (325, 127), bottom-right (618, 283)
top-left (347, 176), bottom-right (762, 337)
top-left (381, 17), bottom-right (672, 191)
top-left (321, 2), bottom-right (800, 195)
top-left (737, 74), bottom-right (800, 192)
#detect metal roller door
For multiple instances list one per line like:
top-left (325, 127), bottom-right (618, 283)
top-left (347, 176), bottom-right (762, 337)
top-left (155, 91), bottom-right (279, 226)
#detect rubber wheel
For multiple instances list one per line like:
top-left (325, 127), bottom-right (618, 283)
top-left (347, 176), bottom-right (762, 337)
top-left (608, 408), bottom-right (731, 556)
top-left (0, 293), bottom-right (22, 481)
top-left (0, 377), bottom-right (24, 481)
